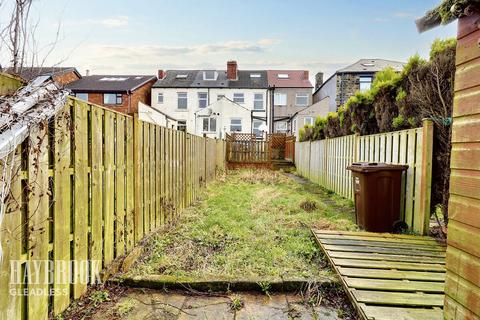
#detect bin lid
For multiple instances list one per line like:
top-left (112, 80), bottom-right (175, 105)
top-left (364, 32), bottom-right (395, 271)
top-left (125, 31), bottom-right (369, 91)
top-left (347, 162), bottom-right (408, 173)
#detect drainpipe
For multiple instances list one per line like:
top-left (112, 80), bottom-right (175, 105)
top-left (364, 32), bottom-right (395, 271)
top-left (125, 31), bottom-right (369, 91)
top-left (269, 85), bottom-right (275, 133)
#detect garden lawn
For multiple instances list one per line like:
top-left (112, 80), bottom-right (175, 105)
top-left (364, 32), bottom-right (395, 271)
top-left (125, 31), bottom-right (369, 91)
top-left (126, 170), bottom-right (357, 280)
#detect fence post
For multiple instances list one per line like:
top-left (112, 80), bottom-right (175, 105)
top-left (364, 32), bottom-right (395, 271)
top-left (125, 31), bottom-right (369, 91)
top-left (133, 113), bottom-right (143, 243)
top-left (308, 140), bottom-right (312, 179)
top-left (417, 119), bottom-right (434, 235)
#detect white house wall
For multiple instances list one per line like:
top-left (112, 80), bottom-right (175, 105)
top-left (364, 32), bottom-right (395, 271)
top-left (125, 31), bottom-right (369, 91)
top-left (151, 88), bottom-right (268, 134)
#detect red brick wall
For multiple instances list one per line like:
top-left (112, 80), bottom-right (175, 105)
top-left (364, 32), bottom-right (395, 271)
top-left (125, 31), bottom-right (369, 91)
top-left (53, 71), bottom-right (81, 86)
top-left (82, 79), bottom-right (155, 114)
top-left (444, 13), bottom-right (480, 320)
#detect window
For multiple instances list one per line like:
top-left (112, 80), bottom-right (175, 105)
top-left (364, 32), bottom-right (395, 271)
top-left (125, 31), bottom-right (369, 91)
top-left (103, 93), bottom-right (122, 105)
top-left (304, 117), bottom-right (314, 126)
top-left (250, 73), bottom-right (261, 78)
top-left (274, 93), bottom-right (287, 106)
top-left (295, 93), bottom-right (309, 106)
top-left (233, 93), bottom-right (244, 104)
top-left (157, 93), bottom-right (164, 104)
top-left (203, 71), bottom-right (216, 80)
top-left (177, 120), bottom-right (187, 132)
top-left (359, 76), bottom-right (372, 92)
top-left (278, 73), bottom-right (289, 79)
top-left (198, 92), bottom-right (208, 108)
top-left (217, 94), bottom-right (225, 101)
top-left (293, 119), bottom-right (297, 133)
top-left (75, 93), bottom-right (88, 101)
top-left (253, 93), bottom-right (264, 110)
top-left (276, 121), bottom-right (287, 133)
top-left (202, 117), bottom-right (217, 132)
top-left (253, 120), bottom-right (264, 138)
top-left (230, 118), bottom-right (242, 132)
top-left (177, 92), bottom-right (188, 109)
top-left (176, 74), bottom-right (188, 79)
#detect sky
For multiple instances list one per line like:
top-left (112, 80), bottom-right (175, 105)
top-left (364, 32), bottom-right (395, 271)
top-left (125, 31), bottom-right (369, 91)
top-left (1, 0), bottom-right (456, 81)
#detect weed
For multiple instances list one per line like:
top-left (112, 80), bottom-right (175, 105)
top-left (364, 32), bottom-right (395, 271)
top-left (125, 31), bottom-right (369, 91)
top-left (229, 295), bottom-right (245, 311)
top-left (299, 199), bottom-right (318, 212)
top-left (113, 298), bottom-right (136, 316)
top-left (257, 281), bottom-right (271, 296)
top-left (89, 290), bottom-right (110, 306)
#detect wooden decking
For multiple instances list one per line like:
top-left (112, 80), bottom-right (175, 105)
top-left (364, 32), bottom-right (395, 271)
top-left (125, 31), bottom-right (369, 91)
top-left (312, 230), bottom-right (446, 320)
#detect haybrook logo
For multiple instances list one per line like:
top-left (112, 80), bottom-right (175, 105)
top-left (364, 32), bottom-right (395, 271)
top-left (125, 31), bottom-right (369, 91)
top-left (9, 260), bottom-right (102, 296)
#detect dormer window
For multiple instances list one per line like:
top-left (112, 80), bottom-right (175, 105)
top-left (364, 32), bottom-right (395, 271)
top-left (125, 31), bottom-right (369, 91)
top-left (203, 71), bottom-right (217, 80)
top-left (278, 74), bottom-right (289, 79)
top-left (176, 74), bottom-right (188, 79)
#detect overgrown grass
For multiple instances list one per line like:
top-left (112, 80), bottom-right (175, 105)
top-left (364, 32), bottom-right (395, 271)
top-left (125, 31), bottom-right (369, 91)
top-left (126, 170), bottom-right (357, 280)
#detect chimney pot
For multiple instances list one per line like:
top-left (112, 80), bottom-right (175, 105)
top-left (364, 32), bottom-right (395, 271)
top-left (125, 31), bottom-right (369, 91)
top-left (227, 60), bottom-right (238, 80)
top-left (315, 72), bottom-right (324, 90)
top-left (304, 70), bottom-right (309, 80)
top-left (158, 69), bottom-right (165, 79)
top-left (86, 69), bottom-right (90, 76)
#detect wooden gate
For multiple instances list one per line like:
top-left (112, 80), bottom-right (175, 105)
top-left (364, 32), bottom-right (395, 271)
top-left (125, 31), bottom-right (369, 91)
top-left (226, 133), bottom-right (294, 169)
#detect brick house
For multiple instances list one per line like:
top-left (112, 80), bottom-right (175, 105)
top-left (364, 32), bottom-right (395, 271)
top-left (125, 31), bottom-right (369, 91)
top-left (5, 66), bottom-right (81, 86)
top-left (67, 75), bottom-right (157, 114)
top-left (313, 59), bottom-right (404, 112)
top-left (267, 70), bottom-right (313, 133)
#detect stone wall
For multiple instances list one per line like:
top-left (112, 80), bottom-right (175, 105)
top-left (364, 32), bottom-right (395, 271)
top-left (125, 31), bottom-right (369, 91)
top-left (336, 73), bottom-right (360, 109)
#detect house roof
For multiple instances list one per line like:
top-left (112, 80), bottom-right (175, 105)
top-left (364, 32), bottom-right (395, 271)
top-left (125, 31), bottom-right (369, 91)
top-left (416, 0), bottom-right (480, 32)
top-left (267, 70), bottom-right (313, 88)
top-left (153, 70), bottom-right (268, 89)
top-left (5, 67), bottom-right (81, 82)
top-left (67, 75), bottom-right (157, 93)
top-left (337, 59), bottom-right (405, 73)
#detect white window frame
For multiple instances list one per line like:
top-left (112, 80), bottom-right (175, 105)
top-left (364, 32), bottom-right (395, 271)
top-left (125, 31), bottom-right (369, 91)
top-left (198, 92), bottom-right (208, 108)
top-left (252, 120), bottom-right (264, 138)
top-left (292, 119), bottom-right (297, 133)
top-left (278, 74), bottom-right (289, 79)
top-left (274, 93), bottom-right (287, 106)
top-left (359, 76), bottom-right (372, 92)
top-left (276, 121), bottom-right (288, 132)
top-left (304, 117), bottom-right (314, 126)
top-left (177, 92), bottom-right (188, 110)
top-left (157, 92), bottom-right (164, 104)
top-left (202, 117), bottom-right (217, 133)
top-left (177, 120), bottom-right (187, 132)
top-left (230, 118), bottom-right (242, 132)
top-left (295, 93), bottom-right (309, 106)
top-left (253, 93), bottom-right (264, 110)
top-left (203, 71), bottom-right (217, 81)
top-left (233, 93), bottom-right (245, 104)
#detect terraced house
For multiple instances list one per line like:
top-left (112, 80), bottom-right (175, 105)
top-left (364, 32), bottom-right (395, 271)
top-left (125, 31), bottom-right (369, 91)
top-left (151, 61), bottom-right (269, 137)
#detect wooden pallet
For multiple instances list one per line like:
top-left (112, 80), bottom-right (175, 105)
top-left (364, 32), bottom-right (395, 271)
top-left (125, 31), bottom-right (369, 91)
top-left (312, 230), bottom-right (446, 320)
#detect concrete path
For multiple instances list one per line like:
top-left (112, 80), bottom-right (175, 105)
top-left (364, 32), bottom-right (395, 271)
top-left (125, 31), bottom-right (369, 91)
top-left (91, 289), bottom-right (343, 320)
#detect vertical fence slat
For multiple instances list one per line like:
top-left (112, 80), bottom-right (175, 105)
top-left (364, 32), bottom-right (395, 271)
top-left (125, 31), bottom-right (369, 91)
top-left (125, 117), bottom-right (134, 251)
top-left (27, 124), bottom-right (49, 320)
top-left (115, 115), bottom-right (125, 257)
top-left (103, 112), bottom-right (115, 265)
top-left (73, 100), bottom-right (88, 298)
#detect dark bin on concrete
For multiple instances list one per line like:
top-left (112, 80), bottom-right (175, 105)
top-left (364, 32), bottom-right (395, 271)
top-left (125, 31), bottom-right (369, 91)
top-left (347, 162), bottom-right (408, 233)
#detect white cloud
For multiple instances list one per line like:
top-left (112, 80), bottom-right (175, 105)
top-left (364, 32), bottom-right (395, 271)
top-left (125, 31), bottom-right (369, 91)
top-left (98, 15), bottom-right (129, 28)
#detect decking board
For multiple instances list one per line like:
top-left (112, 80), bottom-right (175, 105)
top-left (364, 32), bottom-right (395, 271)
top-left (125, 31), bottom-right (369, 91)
top-left (312, 229), bottom-right (446, 320)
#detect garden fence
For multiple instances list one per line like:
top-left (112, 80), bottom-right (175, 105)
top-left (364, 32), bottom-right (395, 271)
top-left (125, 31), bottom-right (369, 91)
top-left (0, 97), bottom-right (226, 319)
top-left (295, 119), bottom-right (433, 235)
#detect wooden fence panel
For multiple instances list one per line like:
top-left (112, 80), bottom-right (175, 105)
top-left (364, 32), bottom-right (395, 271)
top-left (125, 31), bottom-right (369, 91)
top-left (0, 96), bottom-right (227, 319)
top-left (295, 122), bottom-right (433, 234)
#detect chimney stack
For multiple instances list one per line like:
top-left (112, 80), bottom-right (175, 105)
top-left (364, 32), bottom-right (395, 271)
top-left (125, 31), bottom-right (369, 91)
top-left (86, 69), bottom-right (90, 76)
top-left (303, 70), bottom-right (309, 80)
top-left (315, 72), bottom-right (324, 90)
top-left (158, 69), bottom-right (165, 79)
top-left (227, 60), bottom-right (238, 80)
